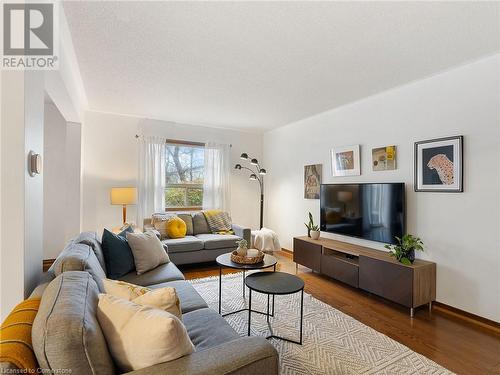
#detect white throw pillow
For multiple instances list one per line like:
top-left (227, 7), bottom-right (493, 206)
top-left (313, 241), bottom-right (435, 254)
top-left (126, 231), bottom-right (170, 275)
top-left (97, 294), bottom-right (194, 372)
top-left (102, 279), bottom-right (182, 319)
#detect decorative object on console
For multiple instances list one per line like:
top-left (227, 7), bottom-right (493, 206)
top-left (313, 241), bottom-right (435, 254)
top-left (235, 238), bottom-right (248, 256)
top-left (414, 135), bottom-right (463, 192)
top-left (235, 153), bottom-right (266, 229)
top-left (110, 187), bottom-right (137, 224)
top-left (372, 145), bottom-right (397, 171)
top-left (384, 234), bottom-right (424, 265)
top-left (331, 145), bottom-right (360, 176)
top-left (305, 212), bottom-right (320, 239)
top-left (304, 164), bottom-right (322, 199)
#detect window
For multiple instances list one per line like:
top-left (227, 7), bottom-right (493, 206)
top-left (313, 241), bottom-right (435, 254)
top-left (165, 141), bottom-right (204, 210)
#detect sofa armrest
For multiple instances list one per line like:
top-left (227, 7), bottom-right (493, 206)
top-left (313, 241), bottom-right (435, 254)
top-left (126, 337), bottom-right (278, 375)
top-left (232, 224), bottom-right (251, 245)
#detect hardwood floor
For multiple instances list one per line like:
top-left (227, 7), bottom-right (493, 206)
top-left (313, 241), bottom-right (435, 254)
top-left (180, 251), bottom-right (500, 375)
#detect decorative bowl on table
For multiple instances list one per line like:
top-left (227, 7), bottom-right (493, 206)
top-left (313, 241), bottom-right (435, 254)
top-left (231, 249), bottom-right (265, 264)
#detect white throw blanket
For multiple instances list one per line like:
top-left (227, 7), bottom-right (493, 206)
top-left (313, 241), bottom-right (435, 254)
top-left (252, 228), bottom-right (281, 253)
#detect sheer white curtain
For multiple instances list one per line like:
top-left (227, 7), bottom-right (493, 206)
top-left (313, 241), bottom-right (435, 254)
top-left (137, 136), bottom-right (167, 226)
top-left (202, 142), bottom-right (231, 211)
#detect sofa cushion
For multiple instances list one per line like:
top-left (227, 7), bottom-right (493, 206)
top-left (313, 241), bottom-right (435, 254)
top-left (151, 280), bottom-right (208, 314)
top-left (192, 212), bottom-right (211, 235)
top-left (32, 271), bottom-right (115, 375)
top-left (126, 231), bottom-right (170, 275)
top-left (195, 233), bottom-right (240, 250)
top-left (119, 261), bottom-right (185, 286)
top-left (74, 231), bottom-right (106, 273)
top-left (178, 213), bottom-right (194, 236)
top-left (97, 294), bottom-right (194, 373)
top-left (101, 228), bottom-right (135, 279)
top-left (162, 236), bottom-right (204, 253)
top-left (51, 242), bottom-right (106, 291)
top-left (183, 308), bottom-right (239, 351)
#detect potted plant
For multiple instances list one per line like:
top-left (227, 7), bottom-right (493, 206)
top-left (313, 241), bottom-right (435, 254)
top-left (305, 212), bottom-right (320, 240)
top-left (235, 239), bottom-right (248, 256)
top-left (384, 234), bottom-right (424, 265)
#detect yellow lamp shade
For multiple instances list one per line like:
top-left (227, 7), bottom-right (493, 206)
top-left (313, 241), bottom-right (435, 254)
top-left (110, 187), bottom-right (137, 205)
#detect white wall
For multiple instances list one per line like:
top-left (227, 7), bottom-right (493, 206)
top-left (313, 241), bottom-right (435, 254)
top-left (43, 102), bottom-right (82, 259)
top-left (81, 111), bottom-right (263, 233)
top-left (263, 54), bottom-right (500, 322)
top-left (1, 71), bottom-right (45, 320)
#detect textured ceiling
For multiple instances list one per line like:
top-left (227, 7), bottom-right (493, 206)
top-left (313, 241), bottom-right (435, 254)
top-left (63, 1), bottom-right (500, 132)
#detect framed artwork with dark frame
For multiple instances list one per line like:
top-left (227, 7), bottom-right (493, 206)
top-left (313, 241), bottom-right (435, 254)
top-left (414, 135), bottom-right (463, 192)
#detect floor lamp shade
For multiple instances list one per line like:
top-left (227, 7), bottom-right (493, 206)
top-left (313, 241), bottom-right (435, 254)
top-left (110, 187), bottom-right (137, 224)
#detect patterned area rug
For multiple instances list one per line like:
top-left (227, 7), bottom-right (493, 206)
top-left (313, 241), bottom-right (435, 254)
top-left (189, 273), bottom-right (454, 375)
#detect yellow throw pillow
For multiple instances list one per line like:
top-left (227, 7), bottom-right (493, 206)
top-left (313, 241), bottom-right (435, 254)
top-left (0, 298), bottom-right (41, 370)
top-left (166, 217), bottom-right (187, 239)
top-left (102, 279), bottom-right (182, 319)
top-left (97, 294), bottom-right (195, 372)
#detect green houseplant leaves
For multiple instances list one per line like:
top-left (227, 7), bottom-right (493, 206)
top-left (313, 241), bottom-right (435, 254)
top-left (384, 234), bottom-right (424, 265)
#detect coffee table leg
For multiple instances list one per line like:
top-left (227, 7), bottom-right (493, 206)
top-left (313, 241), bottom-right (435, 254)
top-left (267, 294), bottom-right (270, 323)
top-left (243, 270), bottom-right (245, 298)
top-left (299, 289), bottom-right (304, 345)
top-left (248, 289), bottom-right (252, 336)
top-left (218, 266), bottom-right (222, 314)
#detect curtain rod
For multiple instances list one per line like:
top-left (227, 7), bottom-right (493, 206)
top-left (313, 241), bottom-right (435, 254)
top-left (135, 134), bottom-right (232, 147)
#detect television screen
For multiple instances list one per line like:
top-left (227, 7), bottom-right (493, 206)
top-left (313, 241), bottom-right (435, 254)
top-left (320, 183), bottom-right (405, 244)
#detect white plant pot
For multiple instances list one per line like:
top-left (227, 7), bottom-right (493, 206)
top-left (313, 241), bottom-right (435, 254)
top-left (236, 247), bottom-right (247, 256)
top-left (310, 231), bottom-right (320, 240)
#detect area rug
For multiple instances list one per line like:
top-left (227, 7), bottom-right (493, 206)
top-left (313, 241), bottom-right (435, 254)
top-left (189, 273), bottom-right (454, 375)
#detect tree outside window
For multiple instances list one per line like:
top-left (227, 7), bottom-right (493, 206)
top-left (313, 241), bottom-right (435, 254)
top-left (165, 143), bottom-right (204, 209)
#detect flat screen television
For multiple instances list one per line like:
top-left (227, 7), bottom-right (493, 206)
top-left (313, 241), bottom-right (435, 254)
top-left (320, 183), bottom-right (405, 245)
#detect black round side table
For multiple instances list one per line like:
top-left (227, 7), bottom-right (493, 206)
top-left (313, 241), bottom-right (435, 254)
top-left (216, 252), bottom-right (277, 317)
top-left (245, 271), bottom-right (305, 345)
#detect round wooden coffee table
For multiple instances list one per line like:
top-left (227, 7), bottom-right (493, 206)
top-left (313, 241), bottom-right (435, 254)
top-left (245, 271), bottom-right (305, 345)
top-left (216, 252), bottom-right (277, 317)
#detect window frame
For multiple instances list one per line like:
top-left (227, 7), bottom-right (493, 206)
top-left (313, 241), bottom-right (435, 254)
top-left (165, 139), bottom-right (205, 211)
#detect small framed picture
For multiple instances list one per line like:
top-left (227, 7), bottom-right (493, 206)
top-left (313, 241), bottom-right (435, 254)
top-left (331, 145), bottom-right (360, 177)
top-left (414, 135), bottom-right (463, 192)
top-left (372, 146), bottom-right (397, 171)
top-left (304, 164), bottom-right (322, 199)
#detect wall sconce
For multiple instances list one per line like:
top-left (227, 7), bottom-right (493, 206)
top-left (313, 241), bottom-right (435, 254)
top-left (28, 151), bottom-right (42, 177)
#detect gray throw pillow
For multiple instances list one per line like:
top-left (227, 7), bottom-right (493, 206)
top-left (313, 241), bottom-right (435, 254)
top-left (126, 231), bottom-right (170, 275)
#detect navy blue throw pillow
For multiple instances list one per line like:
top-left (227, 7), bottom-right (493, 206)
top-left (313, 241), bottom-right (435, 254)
top-left (101, 227), bottom-right (135, 279)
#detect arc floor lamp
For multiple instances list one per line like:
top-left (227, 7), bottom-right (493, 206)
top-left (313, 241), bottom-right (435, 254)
top-left (235, 153), bottom-right (266, 229)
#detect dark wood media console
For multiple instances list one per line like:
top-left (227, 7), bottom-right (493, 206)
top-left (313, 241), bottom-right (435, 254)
top-left (293, 236), bottom-right (436, 317)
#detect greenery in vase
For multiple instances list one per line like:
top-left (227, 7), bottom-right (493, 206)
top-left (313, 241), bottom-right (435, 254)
top-left (236, 239), bottom-right (248, 249)
top-left (305, 212), bottom-right (319, 237)
top-left (384, 234), bottom-right (424, 265)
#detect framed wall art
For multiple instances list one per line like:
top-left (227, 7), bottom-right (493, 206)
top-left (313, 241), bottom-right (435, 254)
top-left (304, 164), bottom-right (322, 199)
top-left (372, 145), bottom-right (396, 171)
top-left (331, 145), bottom-right (360, 177)
top-left (414, 135), bottom-right (463, 192)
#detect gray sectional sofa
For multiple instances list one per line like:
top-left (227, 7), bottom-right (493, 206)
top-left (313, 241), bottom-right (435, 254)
top-left (1, 231), bottom-right (278, 375)
top-left (144, 211), bottom-right (252, 265)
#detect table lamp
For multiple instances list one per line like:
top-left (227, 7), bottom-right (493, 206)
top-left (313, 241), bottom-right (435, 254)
top-left (110, 187), bottom-right (137, 224)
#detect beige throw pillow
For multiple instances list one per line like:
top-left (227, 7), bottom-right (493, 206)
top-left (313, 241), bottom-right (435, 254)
top-left (97, 294), bottom-right (194, 372)
top-left (102, 278), bottom-right (149, 300)
top-left (102, 279), bottom-right (182, 319)
top-left (126, 231), bottom-right (170, 275)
